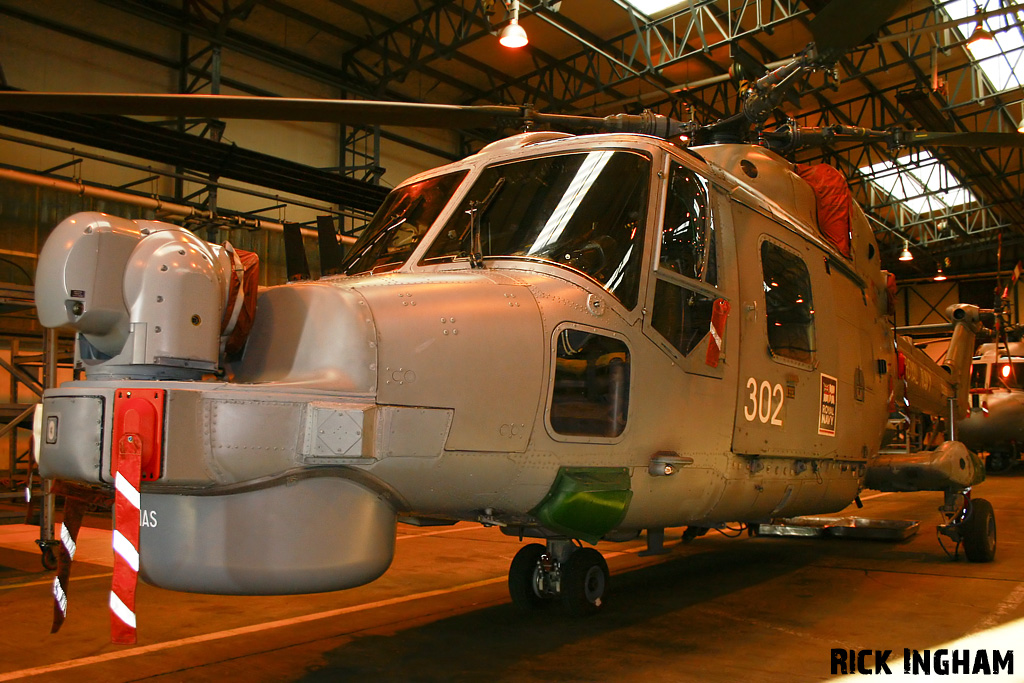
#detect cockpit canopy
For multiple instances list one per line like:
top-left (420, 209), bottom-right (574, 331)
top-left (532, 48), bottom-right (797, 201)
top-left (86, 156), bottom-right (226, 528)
top-left (341, 149), bottom-right (651, 310)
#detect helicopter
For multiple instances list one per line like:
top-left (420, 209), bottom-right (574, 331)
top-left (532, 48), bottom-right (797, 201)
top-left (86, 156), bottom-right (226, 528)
top-left (1, 0), bottom-right (1015, 641)
top-left (898, 281), bottom-right (1024, 473)
top-left (959, 339), bottom-right (1024, 471)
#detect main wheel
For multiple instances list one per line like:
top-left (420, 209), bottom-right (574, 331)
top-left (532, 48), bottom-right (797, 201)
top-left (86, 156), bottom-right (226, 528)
top-left (508, 543), bottom-right (550, 610)
top-left (962, 498), bottom-right (997, 563)
top-left (559, 547), bottom-right (609, 616)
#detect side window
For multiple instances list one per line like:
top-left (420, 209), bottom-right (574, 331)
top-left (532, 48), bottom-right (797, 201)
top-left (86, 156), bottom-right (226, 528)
top-left (660, 162), bottom-right (716, 286)
top-left (651, 279), bottom-right (716, 357)
top-left (761, 241), bottom-right (816, 364)
top-left (550, 329), bottom-right (629, 438)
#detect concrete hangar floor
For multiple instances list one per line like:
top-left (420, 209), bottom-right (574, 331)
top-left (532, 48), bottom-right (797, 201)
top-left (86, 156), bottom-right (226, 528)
top-left (1, 472), bottom-right (1023, 682)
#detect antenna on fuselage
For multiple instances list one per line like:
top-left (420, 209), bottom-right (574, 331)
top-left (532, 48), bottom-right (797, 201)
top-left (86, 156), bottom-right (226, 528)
top-left (282, 221), bottom-right (311, 281)
top-left (316, 215), bottom-right (346, 276)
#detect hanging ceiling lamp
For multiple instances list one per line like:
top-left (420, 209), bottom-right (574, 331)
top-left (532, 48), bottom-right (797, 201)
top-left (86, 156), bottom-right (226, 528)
top-left (899, 240), bottom-right (913, 261)
top-left (967, 6), bottom-right (995, 57)
top-left (934, 267), bottom-right (948, 282)
top-left (499, 0), bottom-right (529, 48)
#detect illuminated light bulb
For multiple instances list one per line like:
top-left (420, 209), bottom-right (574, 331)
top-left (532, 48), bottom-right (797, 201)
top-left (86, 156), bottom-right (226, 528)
top-left (967, 8), bottom-right (996, 58)
top-left (899, 241), bottom-right (913, 261)
top-left (499, 0), bottom-right (528, 48)
top-left (499, 21), bottom-right (528, 48)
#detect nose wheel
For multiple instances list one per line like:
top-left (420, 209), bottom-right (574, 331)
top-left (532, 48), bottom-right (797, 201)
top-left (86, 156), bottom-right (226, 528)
top-left (961, 498), bottom-right (996, 562)
top-left (559, 548), bottom-right (609, 615)
top-left (508, 541), bottom-right (609, 616)
top-left (508, 543), bottom-right (551, 609)
top-left (938, 490), bottom-right (997, 563)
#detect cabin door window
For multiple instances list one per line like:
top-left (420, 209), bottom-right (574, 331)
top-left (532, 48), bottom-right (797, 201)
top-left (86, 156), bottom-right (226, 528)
top-left (760, 240), bottom-right (816, 366)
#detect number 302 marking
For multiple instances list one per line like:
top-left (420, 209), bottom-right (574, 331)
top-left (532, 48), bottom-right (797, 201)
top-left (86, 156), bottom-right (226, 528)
top-left (743, 377), bottom-right (784, 426)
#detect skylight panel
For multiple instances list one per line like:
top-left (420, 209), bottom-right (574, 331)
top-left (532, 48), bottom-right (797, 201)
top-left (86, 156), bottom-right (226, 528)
top-left (623, 1), bottom-right (687, 17)
top-left (941, 0), bottom-right (1024, 92)
top-left (858, 152), bottom-right (977, 215)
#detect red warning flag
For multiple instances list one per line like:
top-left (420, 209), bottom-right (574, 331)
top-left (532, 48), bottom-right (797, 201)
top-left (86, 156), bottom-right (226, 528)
top-left (706, 298), bottom-right (731, 368)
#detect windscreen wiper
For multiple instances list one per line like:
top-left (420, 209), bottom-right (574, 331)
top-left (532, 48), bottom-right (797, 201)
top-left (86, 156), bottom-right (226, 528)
top-left (465, 177), bottom-right (506, 268)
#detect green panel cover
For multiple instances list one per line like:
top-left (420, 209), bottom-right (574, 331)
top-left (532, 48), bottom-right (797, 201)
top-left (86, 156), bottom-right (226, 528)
top-left (531, 467), bottom-right (633, 544)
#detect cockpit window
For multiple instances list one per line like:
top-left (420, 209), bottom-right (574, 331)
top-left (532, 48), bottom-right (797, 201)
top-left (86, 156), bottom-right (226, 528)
top-left (970, 362), bottom-right (988, 389)
top-left (420, 150), bottom-right (650, 309)
top-left (341, 170), bottom-right (467, 276)
top-left (660, 162), bottom-right (716, 285)
top-left (993, 360), bottom-right (1024, 389)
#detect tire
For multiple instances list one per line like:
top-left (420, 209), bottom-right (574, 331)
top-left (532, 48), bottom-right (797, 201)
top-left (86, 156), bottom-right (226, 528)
top-left (962, 498), bottom-right (997, 563)
top-left (508, 543), bottom-right (550, 610)
top-left (986, 453), bottom-right (1011, 473)
top-left (41, 545), bottom-right (57, 571)
top-left (559, 547), bottom-right (609, 616)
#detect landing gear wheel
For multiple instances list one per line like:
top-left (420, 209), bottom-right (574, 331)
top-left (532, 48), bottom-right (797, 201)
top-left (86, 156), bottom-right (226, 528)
top-left (40, 544), bottom-right (57, 571)
top-left (559, 548), bottom-right (609, 616)
top-left (508, 543), bottom-right (551, 610)
top-left (986, 453), bottom-right (1011, 473)
top-left (962, 498), bottom-right (997, 563)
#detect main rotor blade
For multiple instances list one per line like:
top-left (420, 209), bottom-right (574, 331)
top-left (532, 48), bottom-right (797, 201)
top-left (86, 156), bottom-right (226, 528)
top-left (0, 92), bottom-right (528, 129)
top-left (0, 91), bottom-right (688, 137)
top-left (898, 130), bottom-right (1024, 148)
top-left (762, 124), bottom-right (1024, 153)
top-left (808, 0), bottom-right (905, 57)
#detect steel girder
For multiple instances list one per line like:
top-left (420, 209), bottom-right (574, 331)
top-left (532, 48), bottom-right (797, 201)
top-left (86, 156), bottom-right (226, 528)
top-left (3, 0), bottom-right (1024, 278)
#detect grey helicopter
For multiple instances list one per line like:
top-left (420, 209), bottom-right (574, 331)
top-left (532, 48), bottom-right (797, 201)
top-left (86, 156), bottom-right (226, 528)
top-left (0, 0), bottom-right (1014, 637)
top-left (958, 292), bottom-right (1024, 472)
top-left (960, 337), bottom-right (1024, 471)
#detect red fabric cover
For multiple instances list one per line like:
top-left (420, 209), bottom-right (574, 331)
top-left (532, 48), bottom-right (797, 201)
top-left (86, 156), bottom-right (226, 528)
top-left (222, 248), bottom-right (260, 357)
top-left (795, 163), bottom-right (852, 258)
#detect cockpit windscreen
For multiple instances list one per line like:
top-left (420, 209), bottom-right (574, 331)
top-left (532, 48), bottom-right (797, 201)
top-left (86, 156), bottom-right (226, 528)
top-left (420, 150), bottom-right (650, 309)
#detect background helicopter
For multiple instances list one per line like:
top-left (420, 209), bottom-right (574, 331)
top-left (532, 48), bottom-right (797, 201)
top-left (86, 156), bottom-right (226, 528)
top-left (953, 280), bottom-right (1024, 472)
top-left (1, 0), bottom-right (1020, 641)
top-left (895, 270), bottom-right (1024, 472)
top-left (960, 337), bottom-right (1024, 471)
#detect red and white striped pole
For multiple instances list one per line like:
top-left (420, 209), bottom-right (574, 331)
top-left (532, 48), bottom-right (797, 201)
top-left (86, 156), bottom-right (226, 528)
top-left (51, 497), bottom-right (85, 633)
top-left (49, 483), bottom-right (112, 634)
top-left (110, 425), bottom-right (142, 644)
